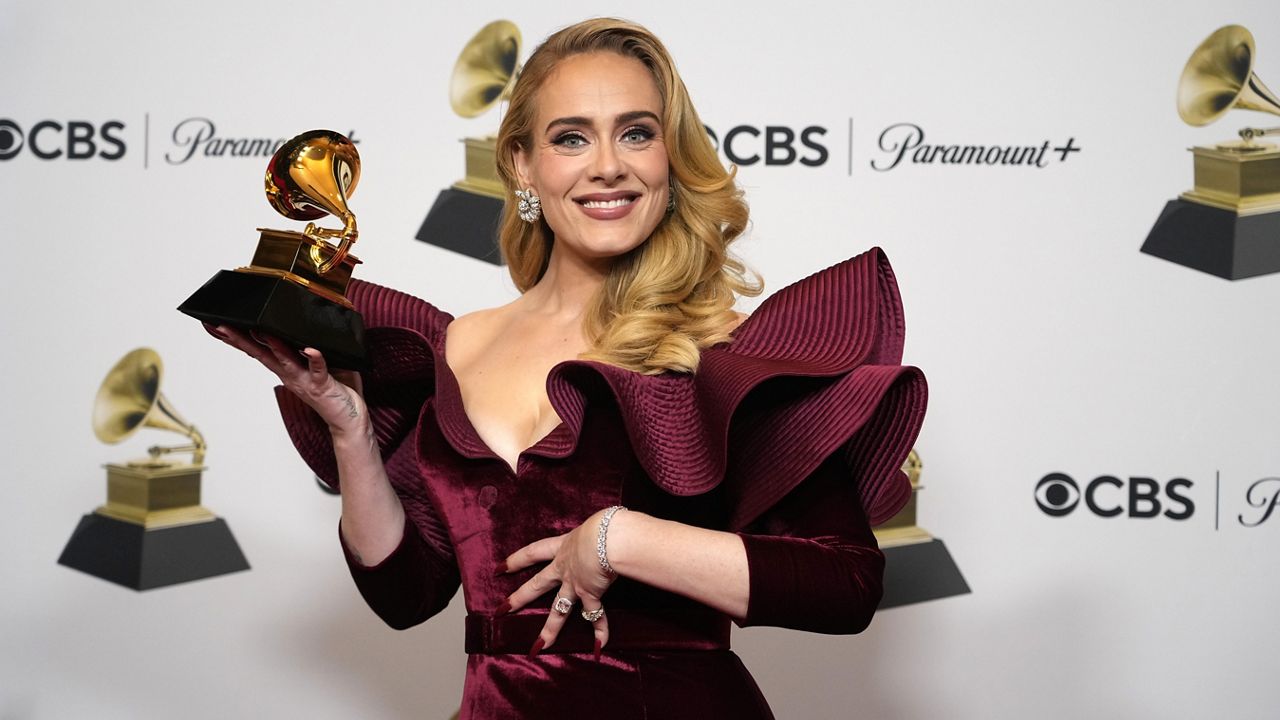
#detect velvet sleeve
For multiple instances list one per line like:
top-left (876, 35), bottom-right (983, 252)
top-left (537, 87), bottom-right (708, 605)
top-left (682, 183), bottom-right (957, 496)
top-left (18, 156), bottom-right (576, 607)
top-left (735, 454), bottom-right (884, 634)
top-left (279, 385), bottom-right (463, 630)
top-left (339, 514), bottom-right (461, 631)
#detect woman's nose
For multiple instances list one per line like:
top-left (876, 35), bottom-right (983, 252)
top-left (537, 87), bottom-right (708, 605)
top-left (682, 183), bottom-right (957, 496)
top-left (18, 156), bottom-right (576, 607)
top-left (589, 141), bottom-right (625, 184)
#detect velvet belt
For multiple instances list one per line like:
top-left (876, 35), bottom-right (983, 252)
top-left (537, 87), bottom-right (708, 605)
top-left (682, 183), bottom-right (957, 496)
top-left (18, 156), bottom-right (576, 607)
top-left (464, 608), bottom-right (732, 655)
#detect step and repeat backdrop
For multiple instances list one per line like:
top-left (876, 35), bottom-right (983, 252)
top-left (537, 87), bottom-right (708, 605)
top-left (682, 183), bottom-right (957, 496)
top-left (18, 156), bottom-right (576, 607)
top-left (3, 1), bottom-right (1279, 718)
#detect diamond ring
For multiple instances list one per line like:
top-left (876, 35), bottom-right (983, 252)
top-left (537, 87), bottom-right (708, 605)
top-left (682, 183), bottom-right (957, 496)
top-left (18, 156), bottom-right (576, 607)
top-left (580, 607), bottom-right (605, 622)
top-left (553, 597), bottom-right (573, 615)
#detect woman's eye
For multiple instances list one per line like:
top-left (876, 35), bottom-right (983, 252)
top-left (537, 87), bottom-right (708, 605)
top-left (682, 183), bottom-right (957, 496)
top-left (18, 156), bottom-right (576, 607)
top-left (621, 127), bottom-right (654, 143)
top-left (553, 133), bottom-right (587, 148)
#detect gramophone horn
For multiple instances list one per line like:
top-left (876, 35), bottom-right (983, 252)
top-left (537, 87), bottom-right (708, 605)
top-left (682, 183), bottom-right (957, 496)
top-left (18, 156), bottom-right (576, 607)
top-left (264, 130), bottom-right (361, 275)
top-left (1178, 25), bottom-right (1280, 127)
top-left (450, 20), bottom-right (522, 119)
top-left (92, 348), bottom-right (206, 464)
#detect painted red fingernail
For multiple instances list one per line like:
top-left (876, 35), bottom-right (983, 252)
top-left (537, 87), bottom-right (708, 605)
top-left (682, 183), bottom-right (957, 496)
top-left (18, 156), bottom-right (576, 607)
top-left (495, 560), bottom-right (509, 575)
top-left (495, 601), bottom-right (511, 615)
top-left (528, 637), bottom-right (545, 658)
top-left (593, 638), bottom-right (602, 662)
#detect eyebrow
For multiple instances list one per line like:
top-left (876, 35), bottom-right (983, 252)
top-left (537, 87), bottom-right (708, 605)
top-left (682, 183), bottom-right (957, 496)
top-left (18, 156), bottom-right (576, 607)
top-left (544, 110), bottom-right (661, 133)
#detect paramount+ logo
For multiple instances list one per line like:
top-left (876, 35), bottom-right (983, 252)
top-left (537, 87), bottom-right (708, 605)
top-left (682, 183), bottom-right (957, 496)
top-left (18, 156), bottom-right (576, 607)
top-left (1035, 472), bottom-right (1194, 520)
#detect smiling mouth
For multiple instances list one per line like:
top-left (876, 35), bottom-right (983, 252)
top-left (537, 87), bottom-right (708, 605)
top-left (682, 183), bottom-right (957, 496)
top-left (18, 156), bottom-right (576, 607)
top-left (579, 197), bottom-right (636, 209)
top-left (574, 191), bottom-right (641, 209)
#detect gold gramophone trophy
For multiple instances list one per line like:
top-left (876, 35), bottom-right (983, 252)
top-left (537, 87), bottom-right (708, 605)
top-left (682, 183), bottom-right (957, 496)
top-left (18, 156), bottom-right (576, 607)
top-left (179, 129), bottom-right (367, 367)
top-left (873, 450), bottom-right (970, 609)
top-left (1142, 25), bottom-right (1280, 279)
top-left (415, 20), bottom-right (522, 264)
top-left (58, 348), bottom-right (249, 590)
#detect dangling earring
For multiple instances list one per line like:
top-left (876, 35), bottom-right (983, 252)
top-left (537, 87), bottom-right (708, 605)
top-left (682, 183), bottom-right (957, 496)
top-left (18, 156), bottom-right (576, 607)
top-left (516, 188), bottom-right (541, 223)
top-left (666, 180), bottom-right (677, 215)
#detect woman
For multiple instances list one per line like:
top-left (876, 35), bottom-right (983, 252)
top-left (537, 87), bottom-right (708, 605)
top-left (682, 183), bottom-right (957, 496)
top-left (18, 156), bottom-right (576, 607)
top-left (209, 18), bottom-right (926, 719)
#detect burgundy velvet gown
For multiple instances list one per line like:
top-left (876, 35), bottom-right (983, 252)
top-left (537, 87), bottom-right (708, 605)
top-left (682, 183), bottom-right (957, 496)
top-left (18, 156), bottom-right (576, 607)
top-left (276, 247), bottom-right (927, 719)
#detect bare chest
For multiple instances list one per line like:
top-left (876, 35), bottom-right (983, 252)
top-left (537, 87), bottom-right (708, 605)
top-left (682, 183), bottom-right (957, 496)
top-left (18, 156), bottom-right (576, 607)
top-left (445, 323), bottom-right (585, 471)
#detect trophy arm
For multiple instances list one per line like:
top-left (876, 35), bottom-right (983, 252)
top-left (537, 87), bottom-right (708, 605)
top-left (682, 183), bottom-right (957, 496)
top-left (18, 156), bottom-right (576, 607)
top-left (145, 424), bottom-right (207, 465)
top-left (305, 213), bottom-right (359, 275)
top-left (1239, 125), bottom-right (1280, 142)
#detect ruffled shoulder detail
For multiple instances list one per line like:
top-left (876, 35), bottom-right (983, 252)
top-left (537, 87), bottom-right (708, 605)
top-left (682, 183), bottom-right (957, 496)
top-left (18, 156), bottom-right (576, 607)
top-left (274, 247), bottom-right (926, 535)
top-left (541, 247), bottom-right (927, 528)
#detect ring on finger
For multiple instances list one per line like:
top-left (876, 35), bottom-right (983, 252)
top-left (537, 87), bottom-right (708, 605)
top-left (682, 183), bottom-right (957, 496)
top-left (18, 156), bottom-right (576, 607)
top-left (580, 606), bottom-right (605, 622)
top-left (553, 597), bottom-right (573, 615)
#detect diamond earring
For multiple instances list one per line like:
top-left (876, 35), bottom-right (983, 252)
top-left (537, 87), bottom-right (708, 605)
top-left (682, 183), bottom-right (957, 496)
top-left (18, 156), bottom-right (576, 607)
top-left (667, 180), bottom-right (676, 214)
top-left (516, 188), bottom-right (542, 223)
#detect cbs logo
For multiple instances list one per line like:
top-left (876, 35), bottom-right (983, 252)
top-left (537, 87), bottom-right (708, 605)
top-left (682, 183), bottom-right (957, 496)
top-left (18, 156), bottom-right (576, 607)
top-left (0, 119), bottom-right (126, 161)
top-left (1035, 472), bottom-right (1195, 520)
top-left (704, 124), bottom-right (828, 167)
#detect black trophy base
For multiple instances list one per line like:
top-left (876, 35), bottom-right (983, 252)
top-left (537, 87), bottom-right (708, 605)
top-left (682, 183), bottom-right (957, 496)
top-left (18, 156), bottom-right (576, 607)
top-left (1141, 199), bottom-right (1280, 280)
top-left (58, 513), bottom-right (250, 591)
top-left (416, 187), bottom-right (505, 265)
top-left (178, 270), bottom-right (367, 369)
top-left (880, 538), bottom-right (970, 609)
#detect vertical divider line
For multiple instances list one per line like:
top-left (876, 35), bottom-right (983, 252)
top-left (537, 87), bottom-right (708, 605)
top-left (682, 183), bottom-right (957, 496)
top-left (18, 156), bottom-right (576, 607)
top-left (847, 117), bottom-right (853, 176)
top-left (144, 113), bottom-right (150, 169)
top-left (1215, 470), bottom-right (1220, 531)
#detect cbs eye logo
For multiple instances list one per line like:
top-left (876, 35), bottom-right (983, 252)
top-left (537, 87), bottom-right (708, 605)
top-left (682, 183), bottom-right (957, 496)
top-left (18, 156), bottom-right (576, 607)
top-left (1035, 472), bottom-right (1195, 520)
top-left (1035, 473), bottom-right (1080, 516)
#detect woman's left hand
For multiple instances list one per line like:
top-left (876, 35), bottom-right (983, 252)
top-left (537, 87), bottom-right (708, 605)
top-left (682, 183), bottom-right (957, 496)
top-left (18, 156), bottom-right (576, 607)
top-left (498, 508), bottom-right (620, 657)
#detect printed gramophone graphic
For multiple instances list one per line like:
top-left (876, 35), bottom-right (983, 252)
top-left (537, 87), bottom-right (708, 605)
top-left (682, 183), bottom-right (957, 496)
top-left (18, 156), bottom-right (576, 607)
top-left (58, 349), bottom-right (249, 590)
top-left (179, 130), bottom-right (367, 368)
top-left (416, 20), bottom-right (523, 264)
top-left (874, 450), bottom-right (970, 608)
top-left (1143, 25), bottom-right (1280, 279)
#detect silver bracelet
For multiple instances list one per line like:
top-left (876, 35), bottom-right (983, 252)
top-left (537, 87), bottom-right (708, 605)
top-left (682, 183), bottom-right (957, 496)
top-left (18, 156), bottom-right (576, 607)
top-left (596, 505), bottom-right (627, 576)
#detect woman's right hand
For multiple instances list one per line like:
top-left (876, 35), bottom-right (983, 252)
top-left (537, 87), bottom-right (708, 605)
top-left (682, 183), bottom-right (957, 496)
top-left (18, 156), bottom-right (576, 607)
top-left (204, 324), bottom-right (368, 438)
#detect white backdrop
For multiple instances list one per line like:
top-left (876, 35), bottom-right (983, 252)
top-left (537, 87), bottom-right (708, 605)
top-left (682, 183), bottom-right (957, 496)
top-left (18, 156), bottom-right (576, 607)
top-left (3, 1), bottom-right (1279, 718)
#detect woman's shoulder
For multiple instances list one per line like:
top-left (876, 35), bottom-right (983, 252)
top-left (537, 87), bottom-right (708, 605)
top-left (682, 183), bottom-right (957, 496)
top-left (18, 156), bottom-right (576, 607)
top-left (442, 303), bottom-right (540, 380)
top-left (445, 305), bottom-right (504, 350)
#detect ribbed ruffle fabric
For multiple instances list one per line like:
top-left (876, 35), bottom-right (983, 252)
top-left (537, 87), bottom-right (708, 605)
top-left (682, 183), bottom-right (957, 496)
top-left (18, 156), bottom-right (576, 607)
top-left (277, 246), bottom-right (926, 544)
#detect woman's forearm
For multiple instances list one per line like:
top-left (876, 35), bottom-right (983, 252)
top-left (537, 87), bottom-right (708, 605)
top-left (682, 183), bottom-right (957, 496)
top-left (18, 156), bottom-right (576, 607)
top-left (332, 421), bottom-right (405, 567)
top-left (604, 511), bottom-right (750, 620)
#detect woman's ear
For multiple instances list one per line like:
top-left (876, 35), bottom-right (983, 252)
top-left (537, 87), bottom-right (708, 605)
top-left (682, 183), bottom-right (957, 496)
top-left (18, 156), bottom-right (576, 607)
top-left (513, 144), bottom-right (533, 190)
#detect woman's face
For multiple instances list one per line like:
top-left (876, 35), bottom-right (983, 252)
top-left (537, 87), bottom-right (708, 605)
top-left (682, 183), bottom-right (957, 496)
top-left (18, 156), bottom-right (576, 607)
top-left (514, 51), bottom-right (669, 265)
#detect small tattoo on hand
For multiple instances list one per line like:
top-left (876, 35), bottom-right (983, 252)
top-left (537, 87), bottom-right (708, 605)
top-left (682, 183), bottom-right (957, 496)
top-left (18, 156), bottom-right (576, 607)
top-left (326, 389), bottom-right (359, 419)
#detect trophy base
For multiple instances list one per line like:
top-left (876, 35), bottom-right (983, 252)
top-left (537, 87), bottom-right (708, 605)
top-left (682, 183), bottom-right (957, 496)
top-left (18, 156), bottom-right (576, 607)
top-left (99, 461), bottom-right (213, 528)
top-left (415, 187), bottom-right (505, 265)
top-left (1141, 198), bottom-right (1280, 280)
top-left (880, 538), bottom-right (970, 609)
top-left (1185, 144), bottom-right (1280, 215)
top-left (178, 269), bottom-right (367, 369)
top-left (58, 513), bottom-right (249, 591)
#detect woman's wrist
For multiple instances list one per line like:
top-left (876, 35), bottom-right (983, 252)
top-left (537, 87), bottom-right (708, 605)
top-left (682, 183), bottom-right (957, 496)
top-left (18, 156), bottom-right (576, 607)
top-left (598, 508), bottom-right (650, 577)
top-left (329, 416), bottom-right (377, 456)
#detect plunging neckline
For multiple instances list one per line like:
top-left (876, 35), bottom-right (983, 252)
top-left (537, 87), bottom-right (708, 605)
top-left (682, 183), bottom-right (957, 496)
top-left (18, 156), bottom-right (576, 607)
top-left (437, 318), bottom-right (571, 474)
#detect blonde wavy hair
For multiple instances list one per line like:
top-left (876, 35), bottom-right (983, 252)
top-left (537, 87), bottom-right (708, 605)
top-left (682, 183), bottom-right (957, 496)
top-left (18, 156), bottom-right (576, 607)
top-left (495, 18), bottom-right (761, 374)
